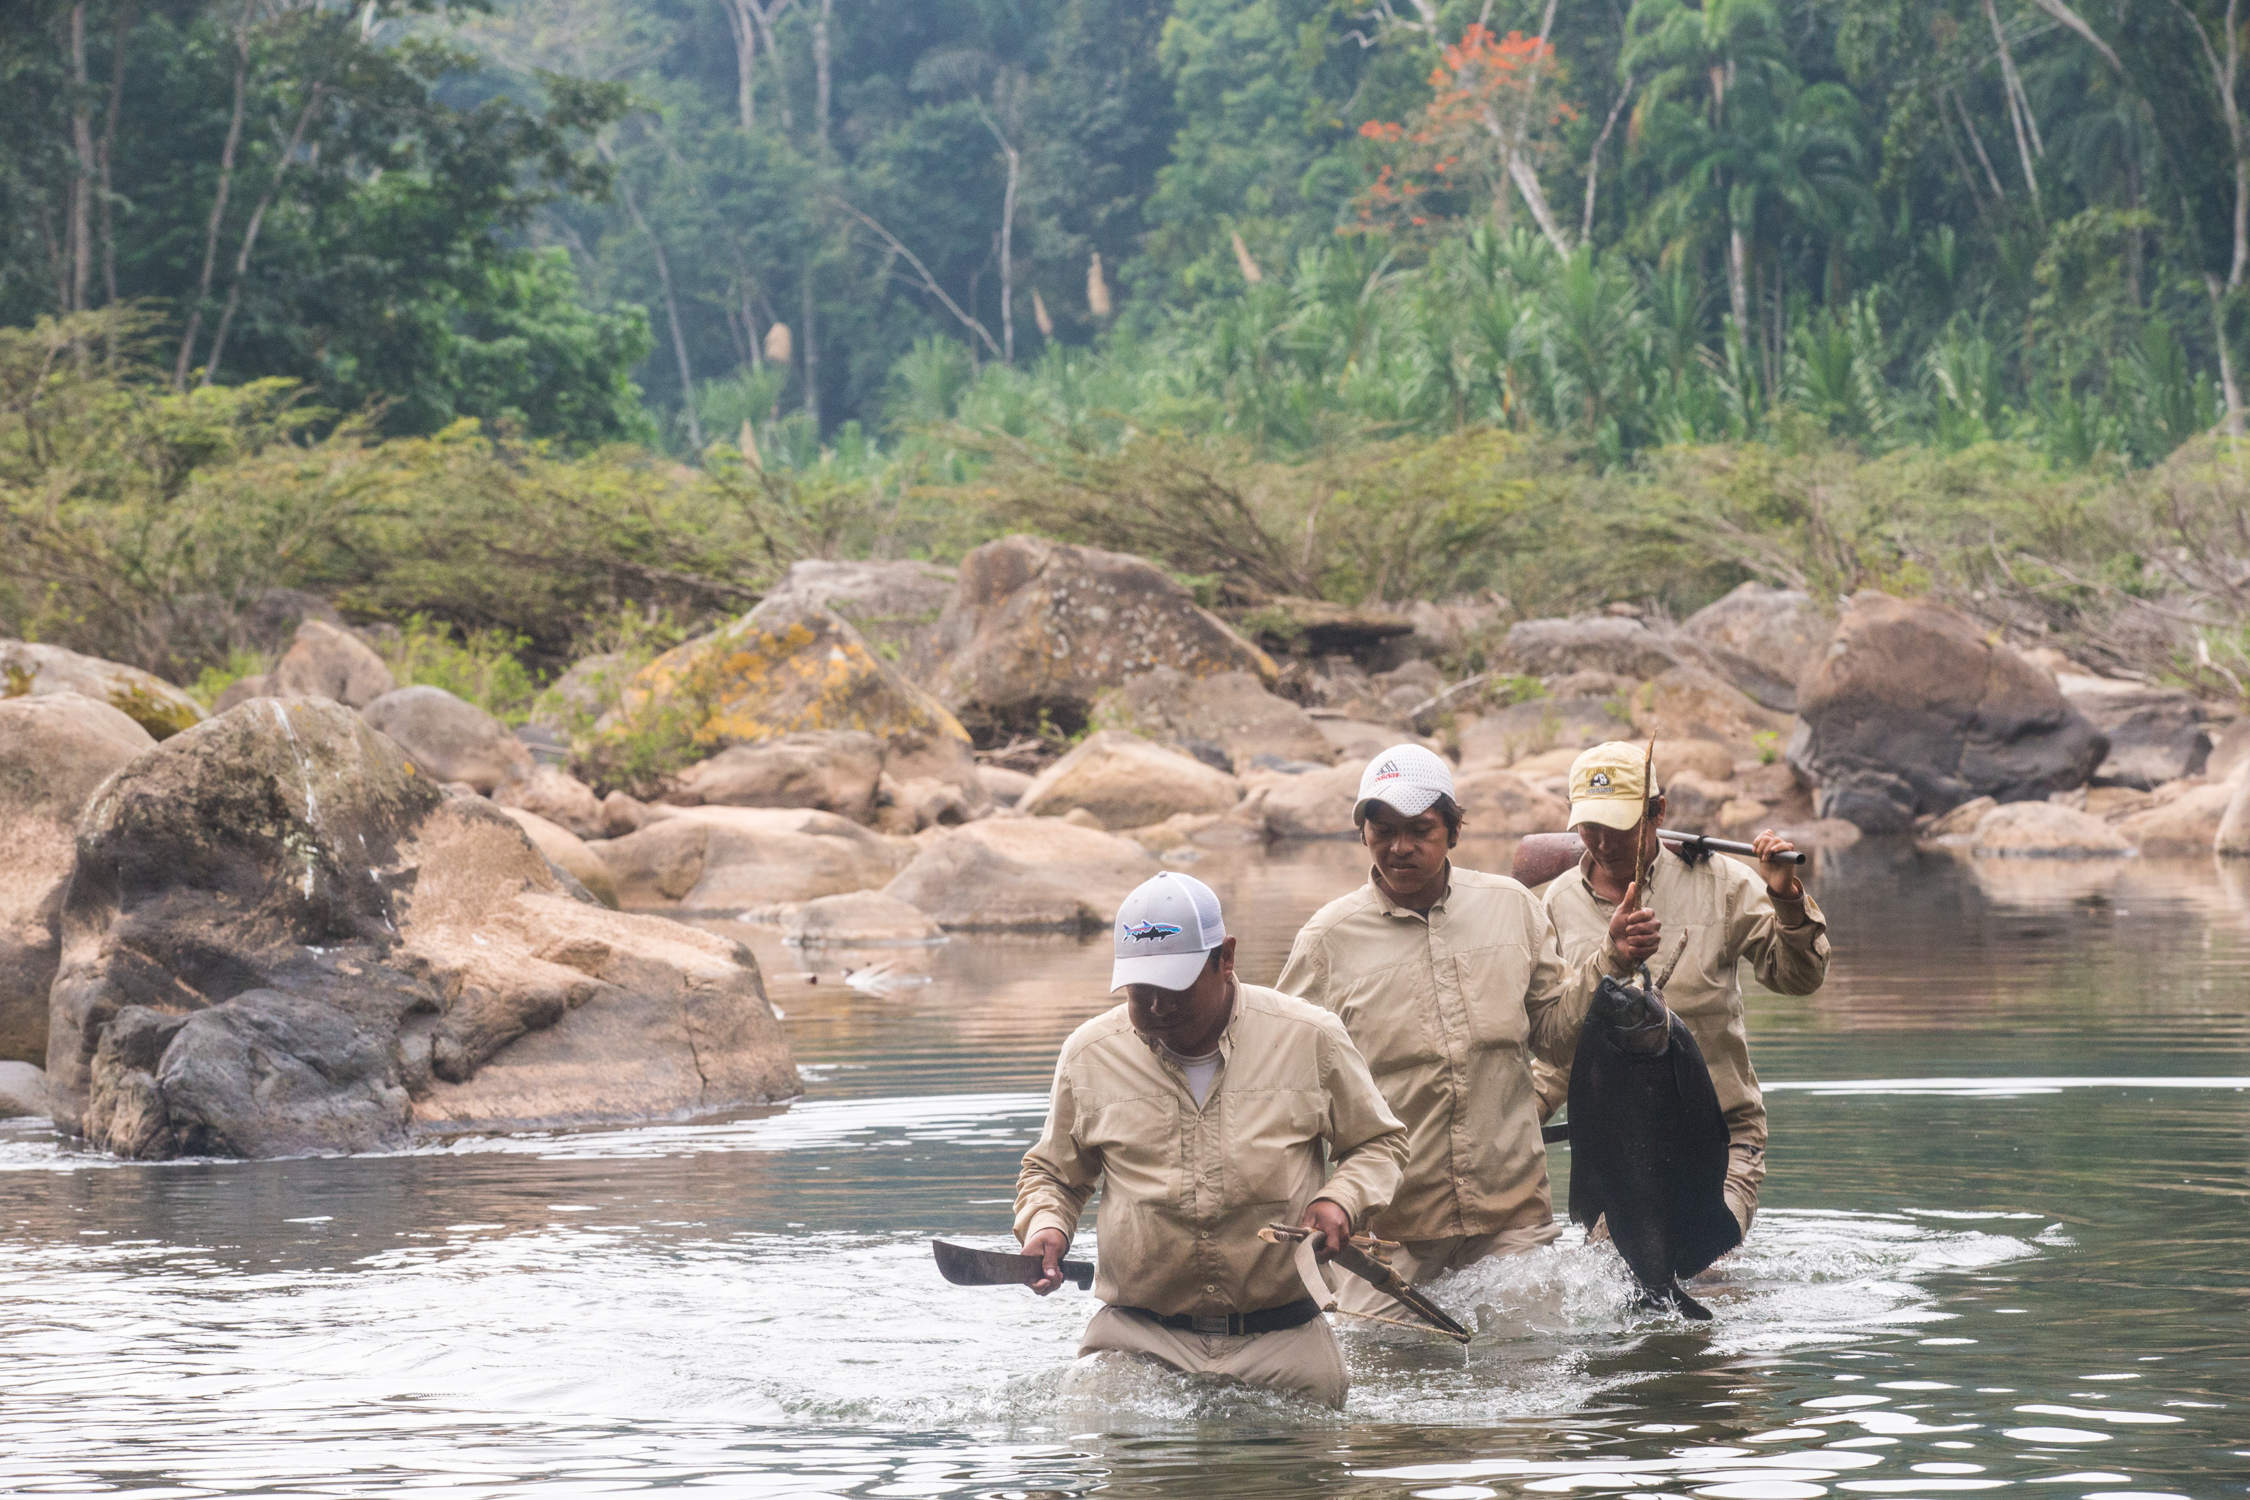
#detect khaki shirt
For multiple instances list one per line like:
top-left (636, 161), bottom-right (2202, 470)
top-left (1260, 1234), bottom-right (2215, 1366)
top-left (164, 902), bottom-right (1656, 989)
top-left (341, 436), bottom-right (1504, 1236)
top-left (1275, 866), bottom-right (1598, 1243)
top-left (1540, 846), bottom-right (1830, 1149)
top-left (1015, 982), bottom-right (1406, 1318)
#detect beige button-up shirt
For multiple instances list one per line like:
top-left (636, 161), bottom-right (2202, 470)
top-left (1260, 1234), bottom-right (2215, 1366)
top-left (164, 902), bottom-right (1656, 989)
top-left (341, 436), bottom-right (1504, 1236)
top-left (1275, 866), bottom-right (1598, 1243)
top-left (1540, 846), bottom-right (1830, 1148)
top-left (1015, 981), bottom-right (1406, 1318)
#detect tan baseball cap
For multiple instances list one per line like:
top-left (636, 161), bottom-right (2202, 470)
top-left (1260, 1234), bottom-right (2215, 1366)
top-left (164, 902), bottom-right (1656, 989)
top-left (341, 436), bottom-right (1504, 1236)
top-left (1567, 741), bottom-right (1660, 832)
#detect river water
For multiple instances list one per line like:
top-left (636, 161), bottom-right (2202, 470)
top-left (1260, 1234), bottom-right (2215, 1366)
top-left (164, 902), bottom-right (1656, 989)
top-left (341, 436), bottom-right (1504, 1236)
top-left (1, 838), bottom-right (2245, 1498)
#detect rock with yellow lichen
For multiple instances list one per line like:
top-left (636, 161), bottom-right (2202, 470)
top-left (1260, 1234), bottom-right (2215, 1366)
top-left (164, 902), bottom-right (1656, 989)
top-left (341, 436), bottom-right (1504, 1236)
top-left (0, 639), bottom-right (205, 740)
top-left (597, 598), bottom-right (982, 804)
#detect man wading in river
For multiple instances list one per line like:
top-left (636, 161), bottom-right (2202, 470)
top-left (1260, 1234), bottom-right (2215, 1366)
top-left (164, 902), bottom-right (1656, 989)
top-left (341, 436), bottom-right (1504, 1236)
top-left (1538, 741), bottom-right (1830, 1235)
top-left (1276, 746), bottom-right (1652, 1320)
top-left (1016, 871), bottom-right (1407, 1408)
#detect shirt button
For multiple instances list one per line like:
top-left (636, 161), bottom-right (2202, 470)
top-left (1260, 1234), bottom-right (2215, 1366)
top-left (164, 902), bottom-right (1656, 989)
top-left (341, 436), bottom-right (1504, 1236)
top-left (1205, 1284), bottom-right (1217, 1293)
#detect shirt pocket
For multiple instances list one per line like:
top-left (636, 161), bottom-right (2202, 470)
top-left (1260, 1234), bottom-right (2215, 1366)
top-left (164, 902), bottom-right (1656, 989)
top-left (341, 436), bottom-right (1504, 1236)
top-left (1332, 964), bottom-right (1442, 1077)
top-left (1219, 1089), bottom-right (1324, 1210)
top-left (1652, 923), bottom-right (1720, 1012)
top-left (1080, 1092), bottom-right (1180, 1210)
top-left (1452, 943), bottom-right (1533, 1052)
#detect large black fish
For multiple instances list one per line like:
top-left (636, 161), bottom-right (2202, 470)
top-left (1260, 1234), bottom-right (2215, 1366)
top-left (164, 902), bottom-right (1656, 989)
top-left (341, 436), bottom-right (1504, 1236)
top-left (1562, 972), bottom-right (1742, 1320)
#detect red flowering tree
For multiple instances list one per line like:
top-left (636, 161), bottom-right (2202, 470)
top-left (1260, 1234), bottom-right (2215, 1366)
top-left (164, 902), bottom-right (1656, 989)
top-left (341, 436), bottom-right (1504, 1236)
top-left (1352, 27), bottom-right (1577, 252)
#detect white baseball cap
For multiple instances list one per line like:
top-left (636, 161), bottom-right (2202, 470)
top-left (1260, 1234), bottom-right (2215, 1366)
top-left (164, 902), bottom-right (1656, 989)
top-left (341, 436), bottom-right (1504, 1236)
top-left (1355, 743), bottom-right (1457, 821)
top-left (1110, 871), bottom-right (1227, 993)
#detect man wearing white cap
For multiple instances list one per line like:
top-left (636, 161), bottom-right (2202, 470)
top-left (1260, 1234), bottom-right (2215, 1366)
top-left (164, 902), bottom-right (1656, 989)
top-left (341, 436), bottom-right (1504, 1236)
top-left (1015, 871), bottom-right (1406, 1407)
top-left (1539, 741), bottom-right (1829, 1235)
top-left (1278, 744), bottom-right (1649, 1318)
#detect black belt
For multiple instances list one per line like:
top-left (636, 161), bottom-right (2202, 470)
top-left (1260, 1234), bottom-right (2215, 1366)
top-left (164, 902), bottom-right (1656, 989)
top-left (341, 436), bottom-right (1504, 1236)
top-left (1114, 1296), bottom-right (1323, 1337)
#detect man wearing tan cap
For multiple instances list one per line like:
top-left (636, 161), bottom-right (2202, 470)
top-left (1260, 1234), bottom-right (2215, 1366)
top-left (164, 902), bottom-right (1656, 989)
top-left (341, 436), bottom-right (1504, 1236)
top-left (1276, 745), bottom-right (1654, 1320)
top-left (1539, 741), bottom-right (1830, 1236)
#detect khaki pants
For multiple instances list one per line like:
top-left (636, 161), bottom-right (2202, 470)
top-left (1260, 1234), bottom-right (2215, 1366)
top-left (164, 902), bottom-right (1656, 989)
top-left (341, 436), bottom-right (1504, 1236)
top-left (1332, 1220), bottom-right (1561, 1320)
top-left (1078, 1304), bottom-right (1348, 1409)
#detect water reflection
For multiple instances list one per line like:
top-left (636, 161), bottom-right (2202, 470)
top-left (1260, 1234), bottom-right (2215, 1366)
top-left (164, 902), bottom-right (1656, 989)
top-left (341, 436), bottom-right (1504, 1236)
top-left (0, 838), bottom-right (2241, 1496)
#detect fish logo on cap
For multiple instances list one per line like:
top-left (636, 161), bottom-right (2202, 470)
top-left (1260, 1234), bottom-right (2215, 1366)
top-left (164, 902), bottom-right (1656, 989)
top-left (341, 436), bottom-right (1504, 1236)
top-left (1123, 920), bottom-right (1182, 942)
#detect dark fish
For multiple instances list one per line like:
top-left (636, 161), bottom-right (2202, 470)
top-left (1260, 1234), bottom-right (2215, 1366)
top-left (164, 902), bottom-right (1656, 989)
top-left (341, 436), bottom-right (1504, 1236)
top-left (1564, 973), bottom-right (1743, 1320)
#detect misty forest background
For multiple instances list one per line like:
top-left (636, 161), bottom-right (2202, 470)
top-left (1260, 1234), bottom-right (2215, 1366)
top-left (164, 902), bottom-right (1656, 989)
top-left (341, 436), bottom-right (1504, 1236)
top-left (5, 0), bottom-right (2250, 728)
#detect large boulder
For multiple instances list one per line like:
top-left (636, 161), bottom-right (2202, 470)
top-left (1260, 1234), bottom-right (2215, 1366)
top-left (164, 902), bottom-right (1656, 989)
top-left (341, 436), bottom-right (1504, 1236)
top-left (1452, 765), bottom-right (1567, 835)
top-left (361, 685), bottom-right (534, 794)
top-left (267, 620), bottom-right (396, 709)
top-left (2054, 674), bottom-right (2215, 790)
top-left (48, 698), bottom-right (797, 1158)
top-left (0, 693), bottom-right (156, 1064)
top-left (757, 558), bottom-right (958, 678)
top-left (1016, 731), bottom-right (1243, 829)
top-left (784, 890), bottom-right (946, 946)
top-left (1258, 762), bottom-right (1366, 839)
top-left (2217, 773), bottom-right (2250, 857)
top-left (1456, 695), bottom-right (1635, 765)
top-left (663, 731), bottom-right (886, 822)
top-left (2113, 784), bottom-right (2235, 856)
top-left (1788, 593), bottom-right (2108, 833)
top-left (2208, 717), bottom-right (2250, 785)
top-left (1629, 667), bottom-right (1794, 757)
top-left (492, 764), bottom-right (605, 839)
top-left (1965, 801), bottom-right (2133, 858)
top-left (498, 807), bottom-right (619, 909)
top-left (884, 818), bottom-right (1159, 931)
top-left (609, 597), bottom-right (980, 799)
top-left (1090, 666), bottom-right (1333, 768)
top-left (593, 805), bottom-right (912, 910)
top-left (1677, 583), bottom-right (1833, 713)
top-left (1496, 617), bottom-right (1680, 680)
top-left (928, 534), bottom-right (1276, 739)
top-left (0, 1059), bottom-right (47, 1117)
top-left (0, 639), bottom-right (203, 739)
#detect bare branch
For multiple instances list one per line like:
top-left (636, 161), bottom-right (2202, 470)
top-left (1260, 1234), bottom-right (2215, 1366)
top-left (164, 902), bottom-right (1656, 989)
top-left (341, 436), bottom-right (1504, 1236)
top-left (829, 197), bottom-right (1003, 358)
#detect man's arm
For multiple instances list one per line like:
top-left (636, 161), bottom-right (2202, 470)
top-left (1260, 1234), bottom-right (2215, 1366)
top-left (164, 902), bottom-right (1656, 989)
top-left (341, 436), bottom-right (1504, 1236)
top-left (1310, 1017), bottom-right (1408, 1234)
top-left (1524, 896), bottom-right (1602, 1066)
top-left (1730, 852), bottom-right (1830, 997)
top-left (1015, 1048), bottom-right (1098, 1292)
top-left (1274, 926), bottom-right (1329, 1008)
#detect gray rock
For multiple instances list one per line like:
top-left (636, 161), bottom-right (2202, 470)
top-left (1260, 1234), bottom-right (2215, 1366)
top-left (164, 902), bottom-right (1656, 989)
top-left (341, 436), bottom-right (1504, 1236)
top-left (0, 639), bottom-right (204, 739)
top-left (362, 685), bottom-right (534, 794)
top-left (784, 891), bottom-right (946, 946)
top-left (758, 558), bottom-right (958, 678)
top-left (1496, 617), bottom-right (1681, 680)
top-left (1258, 762), bottom-right (1365, 838)
top-left (1789, 593), bottom-right (2107, 834)
top-left (269, 620), bottom-right (396, 708)
top-left (930, 534), bottom-right (1276, 739)
top-left (212, 675), bottom-right (271, 713)
top-left (2208, 717), bottom-right (2250, 785)
top-left (2055, 674), bottom-right (2214, 790)
top-left (883, 818), bottom-right (1159, 931)
top-left (0, 693), bottom-right (155, 1065)
top-left (51, 697), bottom-right (796, 1159)
top-left (1017, 731), bottom-right (1243, 830)
top-left (1456, 696), bottom-right (1635, 765)
top-left (0, 1060), bottom-right (47, 1118)
top-left (151, 991), bottom-right (412, 1157)
top-left (1677, 583), bottom-right (1834, 712)
top-left (594, 805), bottom-right (913, 909)
top-left (665, 731), bottom-right (886, 822)
top-left (1091, 666), bottom-right (1333, 769)
top-left (492, 764), bottom-right (606, 839)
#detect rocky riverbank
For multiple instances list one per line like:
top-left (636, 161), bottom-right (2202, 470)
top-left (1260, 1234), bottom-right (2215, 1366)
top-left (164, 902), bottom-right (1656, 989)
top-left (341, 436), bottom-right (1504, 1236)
top-left (1, 532), bottom-right (2244, 1157)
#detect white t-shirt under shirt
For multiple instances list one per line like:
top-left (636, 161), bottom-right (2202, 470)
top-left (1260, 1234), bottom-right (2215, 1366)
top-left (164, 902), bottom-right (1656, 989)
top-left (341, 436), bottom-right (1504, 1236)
top-left (1160, 1044), bottom-right (1222, 1108)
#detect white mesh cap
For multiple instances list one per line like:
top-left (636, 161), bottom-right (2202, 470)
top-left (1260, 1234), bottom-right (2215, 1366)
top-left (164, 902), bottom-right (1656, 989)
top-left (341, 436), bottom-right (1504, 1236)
top-left (1355, 743), bottom-right (1457, 820)
top-left (1110, 871), bottom-right (1227, 993)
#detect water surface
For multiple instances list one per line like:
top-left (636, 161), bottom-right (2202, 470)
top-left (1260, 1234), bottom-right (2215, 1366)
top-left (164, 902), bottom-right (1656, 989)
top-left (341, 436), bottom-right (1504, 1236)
top-left (1, 838), bottom-right (2244, 1497)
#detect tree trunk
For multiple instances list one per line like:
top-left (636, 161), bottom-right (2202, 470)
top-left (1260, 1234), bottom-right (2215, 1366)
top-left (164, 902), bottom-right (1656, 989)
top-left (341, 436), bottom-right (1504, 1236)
top-left (1581, 74), bottom-right (1633, 243)
top-left (813, 0), bottom-right (832, 153)
top-left (67, 3), bottom-right (94, 315)
top-left (203, 84), bottom-right (323, 387)
top-left (1728, 224), bottom-right (1749, 333)
top-left (2214, 274), bottom-right (2245, 438)
top-left (1984, 0), bottom-right (2042, 210)
top-left (801, 257), bottom-right (820, 430)
top-left (175, 0), bottom-right (254, 391)
top-left (984, 109), bottom-right (1019, 363)
top-left (620, 177), bottom-right (701, 450)
top-left (725, 0), bottom-right (755, 131)
top-left (97, 2), bottom-right (132, 311)
top-left (1952, 86), bottom-right (2008, 203)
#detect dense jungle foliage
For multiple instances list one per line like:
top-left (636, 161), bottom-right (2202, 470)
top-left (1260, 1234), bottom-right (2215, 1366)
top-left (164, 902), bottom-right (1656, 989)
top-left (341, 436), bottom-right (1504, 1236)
top-left (3, 0), bottom-right (2249, 709)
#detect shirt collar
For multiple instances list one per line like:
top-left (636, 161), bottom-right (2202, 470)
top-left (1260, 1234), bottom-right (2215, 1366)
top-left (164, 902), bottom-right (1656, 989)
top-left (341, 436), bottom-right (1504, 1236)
top-left (1579, 844), bottom-right (1676, 905)
top-left (1368, 862), bottom-right (1452, 919)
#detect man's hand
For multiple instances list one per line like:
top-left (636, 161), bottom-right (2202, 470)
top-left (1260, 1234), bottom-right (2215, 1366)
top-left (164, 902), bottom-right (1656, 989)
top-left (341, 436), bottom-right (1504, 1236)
top-left (1023, 1228), bottom-right (1071, 1295)
top-left (1298, 1198), bottom-right (1352, 1261)
top-left (1751, 829), bottom-right (1803, 901)
top-left (1607, 881), bottom-right (1661, 968)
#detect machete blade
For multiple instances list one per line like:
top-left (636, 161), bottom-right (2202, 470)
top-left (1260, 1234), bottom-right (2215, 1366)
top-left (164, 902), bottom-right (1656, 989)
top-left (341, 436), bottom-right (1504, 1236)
top-left (932, 1238), bottom-right (1094, 1290)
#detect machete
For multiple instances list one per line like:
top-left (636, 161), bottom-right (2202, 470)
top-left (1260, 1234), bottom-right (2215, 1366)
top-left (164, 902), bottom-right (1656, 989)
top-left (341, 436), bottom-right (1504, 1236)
top-left (1259, 1224), bottom-right (1473, 1342)
top-left (932, 1238), bottom-right (1093, 1291)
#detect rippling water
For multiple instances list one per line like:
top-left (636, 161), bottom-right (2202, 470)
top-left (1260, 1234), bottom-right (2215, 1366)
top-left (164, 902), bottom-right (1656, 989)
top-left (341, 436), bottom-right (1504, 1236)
top-left (0, 838), bottom-right (2244, 1497)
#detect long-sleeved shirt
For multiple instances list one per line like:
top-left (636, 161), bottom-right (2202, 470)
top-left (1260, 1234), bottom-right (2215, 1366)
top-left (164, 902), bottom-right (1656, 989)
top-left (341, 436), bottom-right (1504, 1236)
top-left (1015, 981), bottom-right (1406, 1318)
top-left (1275, 866), bottom-right (1599, 1243)
top-left (1540, 845), bottom-right (1830, 1148)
